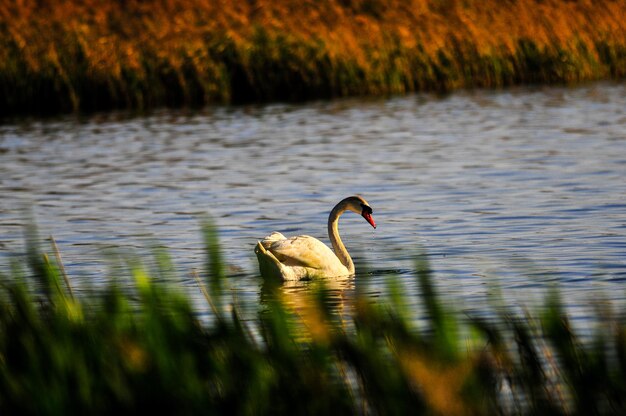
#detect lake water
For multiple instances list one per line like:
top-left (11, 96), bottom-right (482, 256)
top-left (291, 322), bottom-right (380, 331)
top-left (1, 82), bottom-right (625, 327)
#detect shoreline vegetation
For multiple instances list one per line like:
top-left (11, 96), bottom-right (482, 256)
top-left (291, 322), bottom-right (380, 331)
top-left (1, 224), bottom-right (626, 414)
top-left (2, 0), bottom-right (626, 116)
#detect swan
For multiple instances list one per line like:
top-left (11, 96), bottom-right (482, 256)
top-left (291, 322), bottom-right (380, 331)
top-left (255, 195), bottom-right (376, 281)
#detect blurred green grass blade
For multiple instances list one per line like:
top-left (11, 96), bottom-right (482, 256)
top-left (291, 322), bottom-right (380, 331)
top-left (415, 256), bottom-right (459, 360)
top-left (4, 223), bottom-right (626, 413)
top-left (201, 217), bottom-right (225, 306)
top-left (151, 243), bottom-right (176, 282)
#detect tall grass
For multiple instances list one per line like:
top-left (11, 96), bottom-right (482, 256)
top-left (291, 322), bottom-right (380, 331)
top-left (1, 0), bottom-right (626, 115)
top-left (1, 223), bottom-right (626, 414)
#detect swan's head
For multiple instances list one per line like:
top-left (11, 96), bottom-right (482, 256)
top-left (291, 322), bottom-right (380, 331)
top-left (344, 195), bottom-right (376, 229)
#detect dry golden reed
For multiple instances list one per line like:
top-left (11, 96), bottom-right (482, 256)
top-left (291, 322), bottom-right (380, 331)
top-left (1, 0), bottom-right (626, 114)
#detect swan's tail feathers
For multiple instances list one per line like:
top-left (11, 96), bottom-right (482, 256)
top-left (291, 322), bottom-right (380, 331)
top-left (255, 241), bottom-right (267, 255)
top-left (260, 232), bottom-right (286, 249)
top-left (255, 241), bottom-right (286, 280)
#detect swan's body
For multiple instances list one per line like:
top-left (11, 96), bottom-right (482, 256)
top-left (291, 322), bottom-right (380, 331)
top-left (255, 196), bottom-right (376, 281)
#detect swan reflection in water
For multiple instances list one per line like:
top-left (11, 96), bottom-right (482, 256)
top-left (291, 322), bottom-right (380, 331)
top-left (259, 274), bottom-right (360, 332)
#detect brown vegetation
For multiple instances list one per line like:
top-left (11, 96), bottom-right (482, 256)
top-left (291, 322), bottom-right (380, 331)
top-left (1, 0), bottom-right (626, 115)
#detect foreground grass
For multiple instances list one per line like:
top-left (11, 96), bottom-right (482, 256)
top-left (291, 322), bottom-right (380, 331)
top-left (2, 0), bottom-right (626, 115)
top-left (1, 224), bottom-right (626, 414)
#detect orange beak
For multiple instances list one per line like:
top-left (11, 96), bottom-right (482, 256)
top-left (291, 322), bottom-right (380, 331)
top-left (362, 212), bottom-right (376, 229)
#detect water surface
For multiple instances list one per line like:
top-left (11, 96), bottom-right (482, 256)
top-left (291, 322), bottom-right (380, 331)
top-left (1, 82), bottom-right (625, 325)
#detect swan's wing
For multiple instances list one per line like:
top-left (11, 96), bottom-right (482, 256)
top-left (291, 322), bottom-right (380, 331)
top-left (266, 235), bottom-right (339, 270)
top-left (260, 232), bottom-right (287, 249)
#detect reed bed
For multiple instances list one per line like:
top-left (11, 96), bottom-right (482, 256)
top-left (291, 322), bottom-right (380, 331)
top-left (1, 223), bottom-right (626, 414)
top-left (1, 0), bottom-right (626, 115)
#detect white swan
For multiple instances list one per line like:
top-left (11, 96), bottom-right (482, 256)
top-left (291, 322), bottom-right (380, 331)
top-left (255, 196), bottom-right (376, 281)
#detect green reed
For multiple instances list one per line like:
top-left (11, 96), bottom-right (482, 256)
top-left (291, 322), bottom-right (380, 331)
top-left (1, 222), bottom-right (625, 414)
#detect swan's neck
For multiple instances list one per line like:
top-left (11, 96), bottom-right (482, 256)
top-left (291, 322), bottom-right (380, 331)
top-left (328, 202), bottom-right (354, 274)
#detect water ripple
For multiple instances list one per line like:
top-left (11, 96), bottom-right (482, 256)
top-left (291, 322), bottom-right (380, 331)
top-left (1, 82), bottom-right (625, 323)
